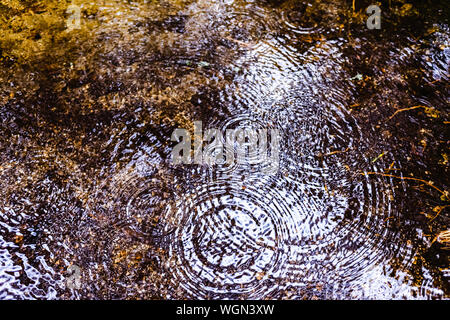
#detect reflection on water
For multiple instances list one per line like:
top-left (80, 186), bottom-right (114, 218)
top-left (0, 0), bottom-right (448, 299)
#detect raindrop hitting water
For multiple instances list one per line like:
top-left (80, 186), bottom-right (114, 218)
top-left (0, 0), bottom-right (448, 299)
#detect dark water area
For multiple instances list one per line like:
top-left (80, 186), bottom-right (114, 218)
top-left (0, 0), bottom-right (448, 299)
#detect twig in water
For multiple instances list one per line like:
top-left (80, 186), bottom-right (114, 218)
top-left (388, 105), bottom-right (425, 120)
top-left (323, 147), bottom-right (350, 157)
top-left (360, 171), bottom-right (447, 198)
top-left (430, 205), bottom-right (449, 222)
top-left (224, 36), bottom-right (256, 49)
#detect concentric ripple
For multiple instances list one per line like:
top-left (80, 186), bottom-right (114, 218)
top-left (166, 178), bottom-right (291, 299)
top-left (279, 7), bottom-right (325, 35)
top-left (89, 125), bottom-right (179, 242)
top-left (200, 114), bottom-right (281, 178)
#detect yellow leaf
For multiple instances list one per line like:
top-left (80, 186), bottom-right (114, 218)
top-left (423, 107), bottom-right (440, 118)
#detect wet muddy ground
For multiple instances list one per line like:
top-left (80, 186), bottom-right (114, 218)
top-left (0, 0), bottom-right (448, 299)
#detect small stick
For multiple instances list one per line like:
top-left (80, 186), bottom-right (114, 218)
top-left (323, 147), bottom-right (350, 157)
top-left (388, 105), bottom-right (425, 120)
top-left (224, 36), bottom-right (255, 48)
top-left (360, 172), bottom-right (447, 197)
top-left (430, 205), bottom-right (449, 222)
